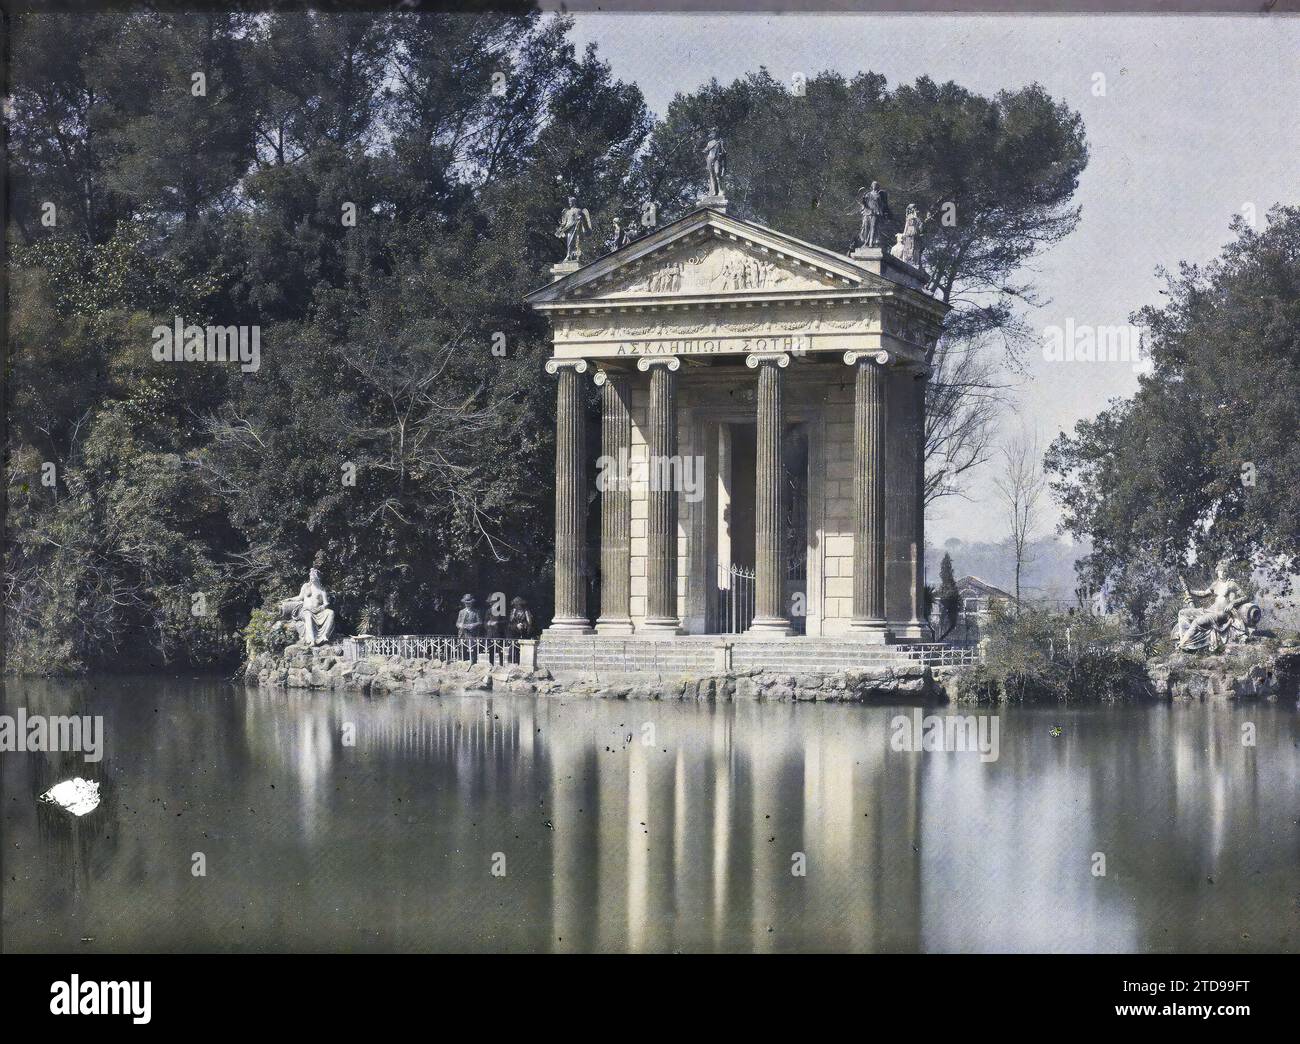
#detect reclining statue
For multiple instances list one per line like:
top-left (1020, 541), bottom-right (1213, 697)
top-left (279, 568), bottom-right (336, 646)
top-left (1171, 562), bottom-right (1261, 653)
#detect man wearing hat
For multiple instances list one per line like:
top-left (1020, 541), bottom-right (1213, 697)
top-left (455, 594), bottom-right (483, 639)
top-left (507, 596), bottom-right (534, 640)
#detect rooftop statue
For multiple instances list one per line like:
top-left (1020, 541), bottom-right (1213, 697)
top-left (890, 203), bottom-right (932, 268)
top-left (556, 195), bottom-right (593, 263)
top-left (852, 181), bottom-right (893, 251)
top-left (704, 127), bottom-right (728, 198)
top-left (610, 215), bottom-right (637, 252)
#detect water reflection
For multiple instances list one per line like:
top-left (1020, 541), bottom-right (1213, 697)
top-left (3, 677), bottom-right (1298, 952)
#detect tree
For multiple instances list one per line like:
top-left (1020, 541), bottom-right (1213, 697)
top-left (5, 9), bottom-right (652, 670)
top-left (993, 429), bottom-right (1047, 608)
top-left (937, 552), bottom-right (961, 640)
top-left (1045, 205), bottom-right (1300, 602)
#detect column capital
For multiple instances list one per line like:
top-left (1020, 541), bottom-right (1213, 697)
top-left (843, 349), bottom-right (892, 367)
top-left (592, 366), bottom-right (633, 386)
top-left (545, 358), bottom-right (589, 376)
top-left (635, 356), bottom-right (680, 372)
top-left (745, 351), bottom-right (790, 369)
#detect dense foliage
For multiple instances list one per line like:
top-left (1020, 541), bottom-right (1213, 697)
top-left (1045, 207), bottom-right (1300, 622)
top-left (6, 9), bottom-right (1088, 673)
top-left (954, 605), bottom-right (1151, 703)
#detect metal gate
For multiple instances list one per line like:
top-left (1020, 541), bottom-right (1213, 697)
top-left (714, 564), bottom-right (756, 634)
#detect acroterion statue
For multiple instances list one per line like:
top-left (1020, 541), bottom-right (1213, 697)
top-left (852, 181), bottom-right (893, 252)
top-left (891, 203), bottom-right (931, 268)
top-left (556, 196), bottom-right (593, 263)
top-left (704, 127), bottom-right (728, 199)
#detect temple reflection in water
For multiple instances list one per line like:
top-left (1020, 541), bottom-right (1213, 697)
top-left (5, 678), bottom-right (1298, 953)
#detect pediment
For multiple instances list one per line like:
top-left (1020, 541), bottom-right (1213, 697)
top-left (571, 238), bottom-right (837, 299)
top-left (525, 207), bottom-right (896, 308)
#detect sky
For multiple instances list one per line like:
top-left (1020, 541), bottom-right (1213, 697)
top-left (558, 11), bottom-right (1300, 545)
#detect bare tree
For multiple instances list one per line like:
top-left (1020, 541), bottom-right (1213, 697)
top-left (992, 428), bottom-right (1047, 609)
top-left (924, 336), bottom-right (1010, 505)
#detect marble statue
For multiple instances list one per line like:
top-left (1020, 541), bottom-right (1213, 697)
top-left (610, 216), bottom-right (637, 252)
top-left (852, 181), bottom-right (893, 251)
top-left (556, 196), bottom-right (593, 263)
top-left (704, 128), bottom-right (728, 198)
top-left (1172, 563), bottom-right (1262, 652)
top-left (455, 593), bottom-right (483, 638)
top-left (890, 203), bottom-right (931, 268)
top-left (281, 568), bottom-right (336, 645)
top-left (507, 596), bottom-right (535, 639)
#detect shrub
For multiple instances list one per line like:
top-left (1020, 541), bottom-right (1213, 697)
top-left (243, 606), bottom-right (297, 657)
top-left (953, 604), bottom-right (1152, 703)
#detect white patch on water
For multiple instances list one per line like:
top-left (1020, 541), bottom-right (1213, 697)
top-left (39, 777), bottom-right (101, 816)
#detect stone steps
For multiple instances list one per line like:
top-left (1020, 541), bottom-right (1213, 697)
top-left (537, 636), bottom-right (940, 673)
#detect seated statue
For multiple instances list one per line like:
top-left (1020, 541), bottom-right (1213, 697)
top-left (279, 568), bottom-right (336, 646)
top-left (1171, 563), bottom-right (1261, 653)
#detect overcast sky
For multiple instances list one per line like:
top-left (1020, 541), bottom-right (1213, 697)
top-left (559, 12), bottom-right (1300, 545)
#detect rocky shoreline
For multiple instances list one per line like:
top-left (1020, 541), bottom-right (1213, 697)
top-left (245, 641), bottom-right (950, 702)
top-left (245, 640), bottom-right (1300, 705)
top-left (1145, 645), bottom-right (1300, 702)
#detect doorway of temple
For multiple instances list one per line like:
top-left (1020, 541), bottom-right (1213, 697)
top-left (711, 421), bottom-right (808, 634)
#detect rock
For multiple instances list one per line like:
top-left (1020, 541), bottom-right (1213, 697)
top-left (245, 647), bottom-right (951, 704)
top-left (1145, 645), bottom-right (1297, 701)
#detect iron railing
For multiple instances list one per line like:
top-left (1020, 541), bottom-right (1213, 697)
top-left (345, 634), bottom-right (521, 665)
top-left (894, 642), bottom-right (984, 668)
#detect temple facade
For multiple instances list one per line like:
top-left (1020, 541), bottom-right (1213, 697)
top-left (525, 204), bottom-right (947, 646)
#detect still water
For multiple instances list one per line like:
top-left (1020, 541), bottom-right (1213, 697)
top-left (4, 676), bottom-right (1298, 953)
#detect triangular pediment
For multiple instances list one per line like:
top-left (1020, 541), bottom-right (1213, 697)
top-left (525, 207), bottom-right (894, 308)
top-left (574, 238), bottom-right (836, 298)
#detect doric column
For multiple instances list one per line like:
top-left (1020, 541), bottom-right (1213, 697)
top-left (746, 352), bottom-right (792, 635)
top-left (910, 369), bottom-right (929, 634)
top-left (544, 358), bottom-right (592, 634)
top-left (594, 368), bottom-right (634, 634)
top-left (845, 350), bottom-right (891, 640)
top-left (637, 356), bottom-right (681, 634)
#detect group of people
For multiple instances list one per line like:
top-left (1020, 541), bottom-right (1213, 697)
top-left (454, 594), bottom-right (535, 641)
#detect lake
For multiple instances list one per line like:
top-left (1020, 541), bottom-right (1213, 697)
top-left (4, 675), bottom-right (1298, 953)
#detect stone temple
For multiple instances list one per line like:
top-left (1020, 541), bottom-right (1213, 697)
top-left (524, 202), bottom-right (948, 673)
